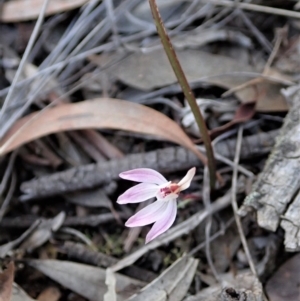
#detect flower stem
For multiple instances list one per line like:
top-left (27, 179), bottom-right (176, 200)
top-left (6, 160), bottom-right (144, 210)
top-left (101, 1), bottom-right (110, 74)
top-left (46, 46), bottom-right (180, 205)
top-left (148, 0), bottom-right (216, 188)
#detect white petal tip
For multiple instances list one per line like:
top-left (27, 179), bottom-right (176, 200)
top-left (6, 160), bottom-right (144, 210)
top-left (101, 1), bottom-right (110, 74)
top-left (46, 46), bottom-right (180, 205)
top-left (125, 219), bottom-right (141, 228)
top-left (119, 172), bottom-right (127, 179)
top-left (189, 167), bottom-right (196, 175)
top-left (178, 167), bottom-right (196, 191)
top-left (125, 222), bottom-right (133, 227)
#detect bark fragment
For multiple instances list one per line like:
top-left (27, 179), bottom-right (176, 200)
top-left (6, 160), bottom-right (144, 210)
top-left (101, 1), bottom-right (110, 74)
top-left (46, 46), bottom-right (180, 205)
top-left (240, 85), bottom-right (300, 251)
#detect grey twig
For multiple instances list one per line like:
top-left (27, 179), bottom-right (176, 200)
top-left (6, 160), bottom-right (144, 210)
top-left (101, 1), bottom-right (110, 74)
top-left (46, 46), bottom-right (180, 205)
top-left (0, 212), bottom-right (127, 228)
top-left (20, 130), bottom-right (278, 200)
top-left (231, 126), bottom-right (257, 276)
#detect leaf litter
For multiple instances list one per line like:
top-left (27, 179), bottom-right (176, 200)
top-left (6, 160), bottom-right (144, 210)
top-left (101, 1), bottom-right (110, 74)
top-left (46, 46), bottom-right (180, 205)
top-left (0, 0), bottom-right (299, 300)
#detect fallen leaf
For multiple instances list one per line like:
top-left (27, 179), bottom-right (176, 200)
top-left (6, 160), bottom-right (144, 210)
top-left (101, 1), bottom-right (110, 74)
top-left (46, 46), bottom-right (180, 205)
top-left (274, 36), bottom-right (300, 74)
top-left (20, 212), bottom-right (65, 252)
top-left (128, 256), bottom-right (198, 301)
top-left (12, 283), bottom-right (36, 301)
top-left (266, 253), bottom-right (300, 301)
top-left (28, 260), bottom-right (145, 301)
top-left (235, 81), bottom-right (288, 112)
top-left (209, 102), bottom-right (256, 139)
top-left (0, 220), bottom-right (40, 258)
top-left (64, 188), bottom-right (112, 208)
top-left (0, 262), bottom-right (14, 301)
top-left (0, 0), bottom-right (89, 23)
top-left (37, 286), bottom-right (61, 301)
top-left (101, 49), bottom-right (289, 112)
top-left (0, 98), bottom-right (207, 165)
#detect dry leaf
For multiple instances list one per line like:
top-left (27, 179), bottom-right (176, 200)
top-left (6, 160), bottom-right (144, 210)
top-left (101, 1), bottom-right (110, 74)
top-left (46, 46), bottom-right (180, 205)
top-left (266, 253), bottom-right (300, 301)
top-left (28, 259), bottom-right (145, 301)
top-left (0, 98), bottom-right (207, 164)
top-left (0, 220), bottom-right (40, 258)
top-left (65, 188), bottom-right (113, 208)
top-left (209, 102), bottom-right (256, 139)
top-left (20, 212), bottom-right (65, 252)
top-left (0, 262), bottom-right (14, 301)
top-left (12, 283), bottom-right (36, 301)
top-left (128, 256), bottom-right (198, 301)
top-left (0, 0), bottom-right (89, 23)
top-left (37, 287), bottom-right (61, 301)
top-left (101, 49), bottom-right (289, 112)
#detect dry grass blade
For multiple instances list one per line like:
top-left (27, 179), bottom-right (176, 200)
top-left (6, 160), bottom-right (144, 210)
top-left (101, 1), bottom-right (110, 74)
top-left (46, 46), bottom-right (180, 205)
top-left (128, 256), bottom-right (198, 301)
top-left (231, 126), bottom-right (257, 277)
top-left (0, 98), bottom-right (207, 164)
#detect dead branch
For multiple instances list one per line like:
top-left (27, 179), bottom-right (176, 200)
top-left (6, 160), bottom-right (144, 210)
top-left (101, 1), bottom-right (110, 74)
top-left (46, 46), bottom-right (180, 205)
top-left (20, 130), bottom-right (278, 200)
top-left (0, 212), bottom-right (127, 228)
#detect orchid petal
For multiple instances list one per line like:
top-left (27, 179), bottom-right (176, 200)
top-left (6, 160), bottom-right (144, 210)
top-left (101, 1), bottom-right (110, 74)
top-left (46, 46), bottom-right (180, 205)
top-left (145, 199), bottom-right (177, 243)
top-left (177, 167), bottom-right (196, 191)
top-left (125, 200), bottom-right (168, 227)
top-left (117, 183), bottom-right (158, 204)
top-left (119, 168), bottom-right (167, 185)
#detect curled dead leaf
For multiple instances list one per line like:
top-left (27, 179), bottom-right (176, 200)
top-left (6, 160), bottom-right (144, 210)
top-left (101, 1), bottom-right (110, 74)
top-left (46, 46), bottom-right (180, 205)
top-left (0, 98), bottom-right (207, 165)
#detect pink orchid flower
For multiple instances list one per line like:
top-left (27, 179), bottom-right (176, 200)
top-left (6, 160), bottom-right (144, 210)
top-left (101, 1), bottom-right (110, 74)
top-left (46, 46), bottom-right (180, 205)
top-left (117, 167), bottom-right (196, 243)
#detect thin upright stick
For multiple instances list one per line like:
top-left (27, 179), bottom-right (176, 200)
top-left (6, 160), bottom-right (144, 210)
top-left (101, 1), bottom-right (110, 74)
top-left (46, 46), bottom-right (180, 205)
top-left (231, 126), bottom-right (257, 277)
top-left (149, 0), bottom-right (216, 188)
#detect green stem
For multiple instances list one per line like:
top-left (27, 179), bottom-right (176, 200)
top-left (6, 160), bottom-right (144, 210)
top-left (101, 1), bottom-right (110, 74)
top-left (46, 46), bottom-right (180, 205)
top-left (149, 0), bottom-right (216, 188)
